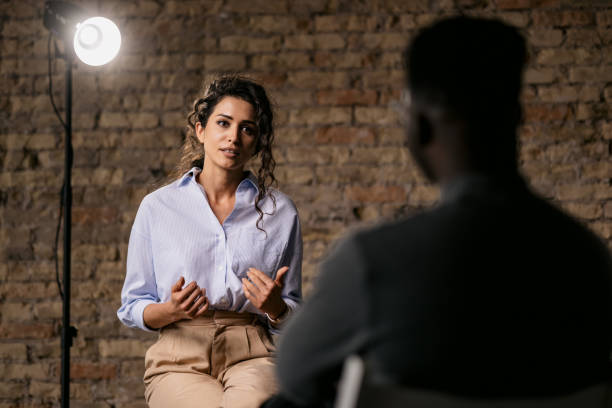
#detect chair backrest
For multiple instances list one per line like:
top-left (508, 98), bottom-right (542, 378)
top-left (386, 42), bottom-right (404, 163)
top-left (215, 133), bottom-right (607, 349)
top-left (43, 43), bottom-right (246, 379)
top-left (334, 355), bottom-right (612, 408)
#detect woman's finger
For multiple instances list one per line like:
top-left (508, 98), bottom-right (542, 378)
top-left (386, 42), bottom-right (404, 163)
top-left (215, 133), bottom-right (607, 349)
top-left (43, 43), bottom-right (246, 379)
top-left (172, 276), bottom-right (185, 293)
top-left (180, 284), bottom-right (200, 309)
top-left (243, 282), bottom-right (254, 302)
top-left (249, 268), bottom-right (274, 286)
top-left (247, 268), bottom-right (273, 290)
top-left (176, 281), bottom-right (198, 303)
top-left (242, 278), bottom-right (262, 299)
top-left (187, 292), bottom-right (207, 315)
top-left (274, 266), bottom-right (290, 287)
top-left (194, 298), bottom-right (210, 317)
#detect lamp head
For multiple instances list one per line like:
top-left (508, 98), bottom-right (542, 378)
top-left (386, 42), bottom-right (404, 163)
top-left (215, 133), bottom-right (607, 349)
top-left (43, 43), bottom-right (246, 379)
top-left (43, 1), bottom-right (85, 40)
top-left (43, 1), bottom-right (121, 66)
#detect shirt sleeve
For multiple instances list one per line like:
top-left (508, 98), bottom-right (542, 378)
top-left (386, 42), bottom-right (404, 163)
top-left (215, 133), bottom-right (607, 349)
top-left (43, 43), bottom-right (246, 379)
top-left (268, 210), bottom-right (303, 333)
top-left (116, 199), bottom-right (159, 332)
top-left (276, 234), bottom-right (371, 405)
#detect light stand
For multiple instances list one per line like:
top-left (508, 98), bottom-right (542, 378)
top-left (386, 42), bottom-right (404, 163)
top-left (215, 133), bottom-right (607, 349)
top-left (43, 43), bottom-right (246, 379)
top-left (43, 2), bottom-right (120, 407)
top-left (61, 47), bottom-right (74, 408)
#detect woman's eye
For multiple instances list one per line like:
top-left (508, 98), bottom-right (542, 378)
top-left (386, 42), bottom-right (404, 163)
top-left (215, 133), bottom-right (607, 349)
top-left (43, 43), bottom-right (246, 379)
top-left (217, 120), bottom-right (229, 127)
top-left (241, 126), bottom-right (255, 136)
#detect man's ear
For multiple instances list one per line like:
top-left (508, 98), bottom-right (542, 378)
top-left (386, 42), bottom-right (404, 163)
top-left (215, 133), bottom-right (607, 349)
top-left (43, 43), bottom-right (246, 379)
top-left (416, 113), bottom-right (434, 147)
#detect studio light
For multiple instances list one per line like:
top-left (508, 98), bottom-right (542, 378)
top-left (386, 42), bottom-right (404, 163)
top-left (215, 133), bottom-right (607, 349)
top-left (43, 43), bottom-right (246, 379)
top-left (43, 2), bottom-right (121, 408)
top-left (74, 17), bottom-right (121, 66)
top-left (44, 1), bottom-right (121, 66)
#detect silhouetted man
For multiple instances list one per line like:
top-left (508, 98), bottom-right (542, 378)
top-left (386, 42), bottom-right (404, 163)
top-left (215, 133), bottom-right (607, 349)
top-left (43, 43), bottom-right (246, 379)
top-left (268, 16), bottom-right (612, 407)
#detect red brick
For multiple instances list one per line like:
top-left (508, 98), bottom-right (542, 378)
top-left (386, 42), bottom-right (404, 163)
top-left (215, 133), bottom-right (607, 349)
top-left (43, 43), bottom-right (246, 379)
top-left (345, 185), bottom-right (406, 203)
top-left (224, 0), bottom-right (287, 13)
top-left (248, 16), bottom-right (303, 33)
top-left (203, 54), bottom-right (247, 71)
top-left (250, 73), bottom-right (288, 88)
top-left (285, 146), bottom-right (350, 165)
top-left (569, 67), bottom-right (612, 82)
top-left (314, 52), bottom-right (372, 69)
top-left (582, 161), bottom-right (612, 181)
top-left (528, 29), bottom-right (564, 47)
top-left (383, 0), bottom-right (428, 12)
top-left (379, 89), bottom-right (402, 105)
top-left (70, 362), bottom-right (117, 380)
top-left (288, 107), bottom-right (351, 125)
top-left (496, 0), bottom-right (559, 9)
top-left (498, 12), bottom-right (530, 28)
top-left (283, 34), bottom-right (314, 50)
top-left (287, 71), bottom-right (350, 89)
top-left (315, 15), bottom-right (351, 32)
top-left (361, 33), bottom-right (407, 50)
top-left (361, 70), bottom-right (405, 88)
top-left (317, 90), bottom-right (377, 106)
top-left (604, 201), bottom-right (612, 218)
top-left (251, 53), bottom-right (311, 70)
top-left (100, 1), bottom-right (162, 17)
top-left (315, 127), bottom-right (376, 145)
top-left (597, 10), bottom-right (612, 27)
top-left (600, 121), bottom-right (612, 140)
top-left (536, 48), bottom-right (601, 65)
top-left (314, 34), bottom-right (346, 50)
top-left (0, 323), bottom-right (55, 339)
top-left (72, 207), bottom-right (119, 225)
top-left (533, 10), bottom-right (595, 27)
top-left (220, 36), bottom-right (281, 53)
top-left (524, 104), bottom-right (570, 122)
top-left (164, 1), bottom-right (223, 16)
top-left (565, 28), bottom-right (603, 47)
top-left (355, 107), bottom-right (399, 126)
top-left (275, 166), bottom-right (314, 185)
top-left (576, 102), bottom-right (610, 121)
top-left (589, 221), bottom-right (612, 240)
top-left (0, 343), bottom-right (27, 360)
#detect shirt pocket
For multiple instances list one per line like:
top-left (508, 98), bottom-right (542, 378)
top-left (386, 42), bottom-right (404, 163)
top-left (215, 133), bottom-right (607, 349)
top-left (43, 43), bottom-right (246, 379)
top-left (231, 229), bottom-right (281, 279)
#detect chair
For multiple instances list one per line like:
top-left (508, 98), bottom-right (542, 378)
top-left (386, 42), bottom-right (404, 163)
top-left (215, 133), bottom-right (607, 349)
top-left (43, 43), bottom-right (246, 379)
top-left (334, 355), bottom-right (611, 408)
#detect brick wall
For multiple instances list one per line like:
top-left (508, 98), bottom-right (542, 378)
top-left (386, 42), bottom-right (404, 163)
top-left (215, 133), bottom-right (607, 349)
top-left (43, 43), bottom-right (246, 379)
top-left (1, 0), bottom-right (610, 406)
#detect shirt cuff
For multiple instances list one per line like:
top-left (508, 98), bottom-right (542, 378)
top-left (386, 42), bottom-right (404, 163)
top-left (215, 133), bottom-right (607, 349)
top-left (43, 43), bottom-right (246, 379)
top-left (266, 302), bottom-right (293, 329)
top-left (133, 299), bottom-right (158, 332)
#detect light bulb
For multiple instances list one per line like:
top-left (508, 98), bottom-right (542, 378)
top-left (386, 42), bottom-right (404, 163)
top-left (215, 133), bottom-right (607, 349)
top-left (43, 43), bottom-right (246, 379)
top-left (73, 16), bottom-right (121, 66)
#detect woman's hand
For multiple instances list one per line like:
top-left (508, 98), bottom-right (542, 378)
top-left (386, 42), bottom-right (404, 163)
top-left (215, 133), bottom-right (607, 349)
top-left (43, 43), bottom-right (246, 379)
top-left (242, 266), bottom-right (288, 319)
top-left (143, 276), bottom-right (209, 329)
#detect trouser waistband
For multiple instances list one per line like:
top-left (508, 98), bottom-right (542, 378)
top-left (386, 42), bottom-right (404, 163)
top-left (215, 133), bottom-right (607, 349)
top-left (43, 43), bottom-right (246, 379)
top-left (171, 310), bottom-right (259, 327)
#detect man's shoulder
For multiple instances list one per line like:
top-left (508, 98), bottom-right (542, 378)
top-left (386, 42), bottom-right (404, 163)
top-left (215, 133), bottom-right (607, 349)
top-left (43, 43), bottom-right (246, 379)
top-left (335, 212), bottom-right (439, 265)
top-left (353, 208), bottom-right (447, 244)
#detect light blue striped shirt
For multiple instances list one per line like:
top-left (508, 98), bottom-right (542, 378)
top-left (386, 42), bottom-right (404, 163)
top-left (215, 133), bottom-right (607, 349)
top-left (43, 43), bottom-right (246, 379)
top-left (117, 168), bottom-right (302, 332)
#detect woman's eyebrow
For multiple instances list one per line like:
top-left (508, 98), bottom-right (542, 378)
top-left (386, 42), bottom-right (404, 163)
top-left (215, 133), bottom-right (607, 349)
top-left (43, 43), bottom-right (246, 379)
top-left (216, 113), bottom-right (256, 125)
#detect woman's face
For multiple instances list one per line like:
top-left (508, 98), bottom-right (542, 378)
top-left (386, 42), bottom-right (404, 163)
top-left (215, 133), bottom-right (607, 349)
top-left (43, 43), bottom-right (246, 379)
top-left (196, 96), bottom-right (258, 173)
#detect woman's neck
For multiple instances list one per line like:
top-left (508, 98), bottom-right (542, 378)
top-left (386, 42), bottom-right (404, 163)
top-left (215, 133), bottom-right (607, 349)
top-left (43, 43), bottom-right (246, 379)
top-left (198, 163), bottom-right (245, 204)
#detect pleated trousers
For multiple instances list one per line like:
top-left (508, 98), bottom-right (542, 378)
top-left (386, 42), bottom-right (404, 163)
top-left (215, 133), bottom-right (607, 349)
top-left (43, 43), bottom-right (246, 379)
top-left (144, 310), bottom-right (277, 408)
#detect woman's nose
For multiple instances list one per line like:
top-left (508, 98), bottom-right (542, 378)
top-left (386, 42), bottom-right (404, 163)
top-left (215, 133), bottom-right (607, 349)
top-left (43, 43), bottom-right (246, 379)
top-left (226, 125), bottom-right (241, 144)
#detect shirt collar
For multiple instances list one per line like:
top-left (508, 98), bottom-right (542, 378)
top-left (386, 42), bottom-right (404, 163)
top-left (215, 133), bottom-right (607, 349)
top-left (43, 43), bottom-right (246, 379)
top-left (178, 167), bottom-right (200, 186)
top-left (178, 167), bottom-right (259, 194)
top-left (440, 172), bottom-right (524, 204)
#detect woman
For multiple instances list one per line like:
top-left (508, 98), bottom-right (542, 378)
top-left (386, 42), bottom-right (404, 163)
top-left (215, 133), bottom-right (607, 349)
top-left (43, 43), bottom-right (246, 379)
top-left (117, 75), bottom-right (302, 408)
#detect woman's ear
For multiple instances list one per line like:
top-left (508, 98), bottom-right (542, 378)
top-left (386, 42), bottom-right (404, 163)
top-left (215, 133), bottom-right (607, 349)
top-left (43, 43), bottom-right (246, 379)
top-left (195, 122), bottom-right (205, 144)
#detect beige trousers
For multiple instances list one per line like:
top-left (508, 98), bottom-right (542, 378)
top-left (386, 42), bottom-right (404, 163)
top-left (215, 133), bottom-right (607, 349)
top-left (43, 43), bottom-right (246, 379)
top-left (144, 310), bottom-right (277, 408)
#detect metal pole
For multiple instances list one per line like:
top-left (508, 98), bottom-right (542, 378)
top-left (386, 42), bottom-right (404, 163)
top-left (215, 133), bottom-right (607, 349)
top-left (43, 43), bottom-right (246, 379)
top-left (61, 50), bottom-right (73, 408)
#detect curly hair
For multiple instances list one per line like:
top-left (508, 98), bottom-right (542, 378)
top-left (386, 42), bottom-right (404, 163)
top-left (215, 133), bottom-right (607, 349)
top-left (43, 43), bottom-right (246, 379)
top-left (171, 75), bottom-right (277, 232)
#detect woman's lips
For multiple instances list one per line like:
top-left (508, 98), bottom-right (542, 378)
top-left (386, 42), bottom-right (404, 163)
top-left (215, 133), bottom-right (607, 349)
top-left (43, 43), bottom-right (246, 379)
top-left (220, 148), bottom-right (239, 157)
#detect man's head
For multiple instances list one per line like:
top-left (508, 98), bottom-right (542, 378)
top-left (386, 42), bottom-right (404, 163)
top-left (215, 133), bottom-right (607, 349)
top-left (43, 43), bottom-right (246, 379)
top-left (403, 16), bottom-right (527, 183)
